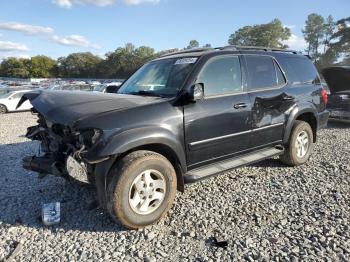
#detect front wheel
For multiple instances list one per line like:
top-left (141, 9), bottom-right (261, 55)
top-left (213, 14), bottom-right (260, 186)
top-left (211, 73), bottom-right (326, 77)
top-left (280, 120), bottom-right (314, 166)
top-left (0, 104), bottom-right (7, 114)
top-left (106, 150), bottom-right (177, 229)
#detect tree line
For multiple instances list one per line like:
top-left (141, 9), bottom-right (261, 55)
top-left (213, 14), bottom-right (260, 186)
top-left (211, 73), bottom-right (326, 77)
top-left (0, 14), bottom-right (348, 79)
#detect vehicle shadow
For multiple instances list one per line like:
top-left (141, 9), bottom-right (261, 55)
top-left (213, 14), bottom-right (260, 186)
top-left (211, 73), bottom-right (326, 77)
top-left (0, 141), bottom-right (126, 233)
top-left (248, 158), bottom-right (286, 168)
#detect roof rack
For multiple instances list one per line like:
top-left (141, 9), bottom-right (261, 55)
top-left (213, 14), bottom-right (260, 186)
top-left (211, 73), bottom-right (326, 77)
top-left (221, 45), bottom-right (299, 54)
top-left (160, 45), bottom-right (300, 58)
top-left (160, 47), bottom-right (214, 57)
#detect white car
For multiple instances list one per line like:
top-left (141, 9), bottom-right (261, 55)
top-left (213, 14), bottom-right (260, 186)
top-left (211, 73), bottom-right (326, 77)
top-left (0, 90), bottom-right (32, 114)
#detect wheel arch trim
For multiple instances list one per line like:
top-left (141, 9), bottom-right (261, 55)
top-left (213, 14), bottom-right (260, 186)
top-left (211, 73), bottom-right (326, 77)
top-left (283, 105), bottom-right (318, 144)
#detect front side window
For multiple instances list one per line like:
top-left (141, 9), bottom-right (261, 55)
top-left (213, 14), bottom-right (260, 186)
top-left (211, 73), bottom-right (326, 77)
top-left (246, 56), bottom-right (283, 90)
top-left (118, 57), bottom-right (197, 97)
top-left (197, 55), bottom-right (242, 97)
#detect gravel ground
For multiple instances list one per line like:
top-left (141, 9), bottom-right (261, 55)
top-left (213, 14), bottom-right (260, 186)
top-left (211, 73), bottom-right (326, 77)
top-left (0, 112), bottom-right (349, 261)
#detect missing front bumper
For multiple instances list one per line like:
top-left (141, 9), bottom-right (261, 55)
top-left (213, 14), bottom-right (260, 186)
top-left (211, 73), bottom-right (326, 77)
top-left (23, 155), bottom-right (90, 184)
top-left (23, 156), bottom-right (62, 176)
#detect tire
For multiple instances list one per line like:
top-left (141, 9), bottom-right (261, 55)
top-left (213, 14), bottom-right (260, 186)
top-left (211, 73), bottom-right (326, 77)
top-left (106, 150), bottom-right (177, 229)
top-left (280, 120), bottom-right (314, 166)
top-left (0, 104), bottom-right (7, 114)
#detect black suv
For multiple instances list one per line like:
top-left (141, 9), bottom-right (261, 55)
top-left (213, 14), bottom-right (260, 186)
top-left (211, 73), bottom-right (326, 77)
top-left (21, 46), bottom-right (329, 229)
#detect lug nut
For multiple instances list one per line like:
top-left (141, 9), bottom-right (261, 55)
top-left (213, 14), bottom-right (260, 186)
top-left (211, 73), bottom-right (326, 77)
top-left (150, 183), bottom-right (153, 187)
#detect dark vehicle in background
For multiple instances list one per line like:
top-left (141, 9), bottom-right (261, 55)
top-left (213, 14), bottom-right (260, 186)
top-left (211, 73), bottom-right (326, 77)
top-left (322, 66), bottom-right (350, 120)
top-left (93, 82), bottom-right (123, 93)
top-left (20, 46), bottom-right (329, 229)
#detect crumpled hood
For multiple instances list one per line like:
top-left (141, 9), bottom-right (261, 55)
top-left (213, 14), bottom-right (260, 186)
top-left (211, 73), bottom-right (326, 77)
top-left (322, 66), bottom-right (350, 95)
top-left (19, 90), bottom-right (163, 126)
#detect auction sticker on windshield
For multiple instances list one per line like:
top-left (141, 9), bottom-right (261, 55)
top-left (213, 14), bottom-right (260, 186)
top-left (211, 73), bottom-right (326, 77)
top-left (175, 58), bottom-right (198, 65)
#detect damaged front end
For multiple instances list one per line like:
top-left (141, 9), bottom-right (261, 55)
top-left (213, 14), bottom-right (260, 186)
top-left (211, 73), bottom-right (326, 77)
top-left (24, 112), bottom-right (103, 184)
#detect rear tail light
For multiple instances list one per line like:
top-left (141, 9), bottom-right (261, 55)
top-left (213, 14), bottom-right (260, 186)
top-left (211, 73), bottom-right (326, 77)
top-left (321, 88), bottom-right (328, 105)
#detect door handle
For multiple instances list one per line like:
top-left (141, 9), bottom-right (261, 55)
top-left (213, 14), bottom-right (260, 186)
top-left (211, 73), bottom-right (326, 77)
top-left (233, 103), bottom-right (248, 109)
top-left (282, 95), bottom-right (295, 101)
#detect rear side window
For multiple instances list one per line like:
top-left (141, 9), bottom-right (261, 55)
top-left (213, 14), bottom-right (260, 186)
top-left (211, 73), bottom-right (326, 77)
top-left (197, 55), bottom-right (242, 96)
top-left (278, 57), bottom-right (320, 85)
top-left (246, 56), bottom-right (284, 90)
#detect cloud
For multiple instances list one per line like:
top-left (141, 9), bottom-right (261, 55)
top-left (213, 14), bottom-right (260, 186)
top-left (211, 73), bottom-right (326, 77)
top-left (53, 0), bottom-right (159, 8)
top-left (0, 41), bottom-right (29, 52)
top-left (0, 53), bottom-right (31, 60)
top-left (53, 0), bottom-right (116, 8)
top-left (283, 34), bottom-right (308, 51)
top-left (123, 0), bottom-right (160, 5)
top-left (284, 24), bottom-right (296, 30)
top-left (51, 34), bottom-right (100, 49)
top-left (0, 22), bottom-right (54, 35)
top-left (0, 20), bottom-right (100, 49)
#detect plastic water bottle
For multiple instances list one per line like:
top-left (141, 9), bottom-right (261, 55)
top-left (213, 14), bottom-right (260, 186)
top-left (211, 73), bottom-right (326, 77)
top-left (42, 202), bottom-right (60, 226)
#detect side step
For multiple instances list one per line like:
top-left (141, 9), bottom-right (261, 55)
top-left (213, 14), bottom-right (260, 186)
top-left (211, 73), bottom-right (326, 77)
top-left (184, 146), bottom-right (284, 184)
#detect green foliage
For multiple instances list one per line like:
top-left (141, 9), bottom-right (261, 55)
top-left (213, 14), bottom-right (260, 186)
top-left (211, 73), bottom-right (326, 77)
top-left (98, 43), bottom-right (156, 78)
top-left (331, 17), bottom-right (350, 56)
top-left (323, 15), bottom-right (336, 53)
top-left (228, 19), bottom-right (291, 48)
top-left (302, 14), bottom-right (325, 60)
top-left (316, 48), bottom-right (338, 70)
top-left (57, 52), bottom-right (103, 78)
top-left (309, 15), bottom-right (350, 69)
top-left (30, 55), bottom-right (57, 78)
top-left (0, 57), bottom-right (30, 78)
top-left (187, 40), bottom-right (199, 49)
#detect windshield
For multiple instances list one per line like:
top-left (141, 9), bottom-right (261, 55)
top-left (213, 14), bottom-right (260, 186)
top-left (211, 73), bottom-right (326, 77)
top-left (118, 57), bottom-right (198, 97)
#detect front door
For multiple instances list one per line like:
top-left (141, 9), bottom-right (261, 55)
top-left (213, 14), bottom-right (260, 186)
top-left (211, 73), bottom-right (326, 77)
top-left (184, 55), bottom-right (252, 168)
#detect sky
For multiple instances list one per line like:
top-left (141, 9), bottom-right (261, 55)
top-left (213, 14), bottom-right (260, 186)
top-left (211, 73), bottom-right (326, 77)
top-left (0, 0), bottom-right (349, 60)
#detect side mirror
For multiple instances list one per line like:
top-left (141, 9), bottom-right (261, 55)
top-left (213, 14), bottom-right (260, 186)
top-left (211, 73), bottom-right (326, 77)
top-left (190, 83), bottom-right (204, 101)
top-left (105, 85), bottom-right (120, 93)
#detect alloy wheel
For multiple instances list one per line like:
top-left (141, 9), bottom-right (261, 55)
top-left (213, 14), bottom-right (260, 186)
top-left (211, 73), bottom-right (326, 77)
top-left (295, 130), bottom-right (309, 158)
top-left (128, 169), bottom-right (166, 215)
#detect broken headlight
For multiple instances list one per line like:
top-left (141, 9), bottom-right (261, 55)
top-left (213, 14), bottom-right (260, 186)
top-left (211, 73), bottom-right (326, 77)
top-left (78, 129), bottom-right (102, 148)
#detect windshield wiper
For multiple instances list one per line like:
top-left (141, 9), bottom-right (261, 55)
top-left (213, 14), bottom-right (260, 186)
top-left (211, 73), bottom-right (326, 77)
top-left (128, 91), bottom-right (166, 97)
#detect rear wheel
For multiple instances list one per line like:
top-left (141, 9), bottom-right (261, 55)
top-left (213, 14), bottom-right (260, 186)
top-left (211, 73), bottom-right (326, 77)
top-left (280, 120), bottom-right (314, 166)
top-left (0, 104), bottom-right (7, 114)
top-left (106, 150), bottom-right (177, 229)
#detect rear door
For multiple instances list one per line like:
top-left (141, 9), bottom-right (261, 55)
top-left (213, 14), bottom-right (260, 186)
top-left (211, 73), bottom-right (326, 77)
top-left (184, 54), bottom-right (252, 168)
top-left (244, 55), bottom-right (288, 148)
